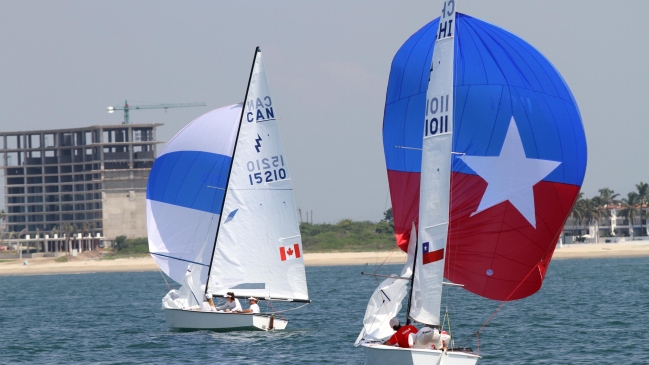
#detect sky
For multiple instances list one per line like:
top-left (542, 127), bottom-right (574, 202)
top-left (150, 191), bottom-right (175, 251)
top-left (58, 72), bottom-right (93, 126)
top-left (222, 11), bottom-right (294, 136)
top-left (1, 0), bottom-right (647, 223)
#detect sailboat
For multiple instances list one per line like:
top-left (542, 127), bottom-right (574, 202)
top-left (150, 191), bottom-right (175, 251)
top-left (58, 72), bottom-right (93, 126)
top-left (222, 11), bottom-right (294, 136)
top-left (357, 1), bottom-right (587, 363)
top-left (146, 47), bottom-right (310, 331)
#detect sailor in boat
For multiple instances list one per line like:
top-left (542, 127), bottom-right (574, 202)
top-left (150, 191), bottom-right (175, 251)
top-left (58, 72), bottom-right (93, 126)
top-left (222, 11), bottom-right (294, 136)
top-left (412, 326), bottom-right (450, 350)
top-left (383, 317), bottom-right (418, 348)
top-left (200, 293), bottom-right (216, 312)
top-left (215, 292), bottom-right (242, 312)
top-left (235, 297), bottom-right (261, 314)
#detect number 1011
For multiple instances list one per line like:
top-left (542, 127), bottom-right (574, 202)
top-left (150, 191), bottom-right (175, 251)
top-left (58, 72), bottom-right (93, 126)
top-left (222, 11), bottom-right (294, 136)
top-left (248, 168), bottom-right (287, 185)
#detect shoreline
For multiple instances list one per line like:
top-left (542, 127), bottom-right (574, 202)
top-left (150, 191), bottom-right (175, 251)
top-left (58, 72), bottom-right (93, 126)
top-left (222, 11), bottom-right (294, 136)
top-left (1, 243), bottom-right (648, 277)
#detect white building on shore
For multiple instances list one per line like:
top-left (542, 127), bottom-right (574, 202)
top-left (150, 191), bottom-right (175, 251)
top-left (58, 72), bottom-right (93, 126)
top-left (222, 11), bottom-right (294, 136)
top-left (562, 204), bottom-right (648, 243)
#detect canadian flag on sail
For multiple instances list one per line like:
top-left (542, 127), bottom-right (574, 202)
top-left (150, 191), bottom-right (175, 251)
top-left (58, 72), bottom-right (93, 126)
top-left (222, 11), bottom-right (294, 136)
top-left (279, 244), bottom-right (301, 261)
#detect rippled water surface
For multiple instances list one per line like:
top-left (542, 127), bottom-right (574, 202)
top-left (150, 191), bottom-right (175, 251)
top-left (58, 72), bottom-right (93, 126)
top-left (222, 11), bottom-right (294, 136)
top-left (1, 257), bottom-right (647, 364)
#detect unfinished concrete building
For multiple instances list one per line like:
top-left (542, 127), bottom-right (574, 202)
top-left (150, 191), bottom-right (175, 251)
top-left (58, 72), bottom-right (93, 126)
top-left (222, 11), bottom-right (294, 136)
top-left (0, 124), bottom-right (162, 244)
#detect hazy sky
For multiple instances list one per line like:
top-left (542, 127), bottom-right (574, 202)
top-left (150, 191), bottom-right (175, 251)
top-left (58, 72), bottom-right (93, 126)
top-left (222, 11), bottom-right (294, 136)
top-left (1, 1), bottom-right (647, 223)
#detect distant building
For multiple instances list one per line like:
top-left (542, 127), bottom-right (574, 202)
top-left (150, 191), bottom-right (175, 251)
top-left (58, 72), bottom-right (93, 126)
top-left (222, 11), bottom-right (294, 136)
top-left (0, 124), bottom-right (162, 245)
top-left (562, 204), bottom-right (648, 243)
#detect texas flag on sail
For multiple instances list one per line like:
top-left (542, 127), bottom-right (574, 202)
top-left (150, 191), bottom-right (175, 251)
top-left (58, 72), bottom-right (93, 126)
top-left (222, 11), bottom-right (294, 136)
top-left (422, 242), bottom-right (444, 265)
top-left (279, 244), bottom-right (301, 261)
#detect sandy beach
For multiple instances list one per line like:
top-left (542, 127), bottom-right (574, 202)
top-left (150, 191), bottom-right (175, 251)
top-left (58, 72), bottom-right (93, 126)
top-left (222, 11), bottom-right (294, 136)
top-left (1, 242), bottom-right (648, 276)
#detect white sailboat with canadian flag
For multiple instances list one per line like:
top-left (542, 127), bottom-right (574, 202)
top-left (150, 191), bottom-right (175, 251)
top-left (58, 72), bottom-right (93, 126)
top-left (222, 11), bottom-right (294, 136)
top-left (357, 0), bottom-right (586, 363)
top-left (146, 47), bottom-right (310, 331)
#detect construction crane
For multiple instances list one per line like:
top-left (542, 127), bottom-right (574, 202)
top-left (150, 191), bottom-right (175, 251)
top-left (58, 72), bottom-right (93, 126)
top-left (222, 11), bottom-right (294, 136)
top-left (107, 100), bottom-right (206, 124)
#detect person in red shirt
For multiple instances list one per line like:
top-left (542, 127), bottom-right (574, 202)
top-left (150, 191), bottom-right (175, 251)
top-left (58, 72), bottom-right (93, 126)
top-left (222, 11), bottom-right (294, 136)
top-left (384, 317), bottom-right (418, 348)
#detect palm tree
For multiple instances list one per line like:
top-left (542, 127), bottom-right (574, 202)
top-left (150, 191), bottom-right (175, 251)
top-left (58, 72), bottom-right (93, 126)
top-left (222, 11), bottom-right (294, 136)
top-left (50, 226), bottom-right (58, 252)
top-left (598, 188), bottom-right (620, 206)
top-left (582, 198), bottom-right (602, 243)
top-left (570, 191), bottom-right (584, 236)
top-left (597, 188), bottom-right (620, 236)
top-left (569, 192), bottom-right (585, 240)
top-left (593, 196), bottom-right (610, 242)
top-left (61, 223), bottom-right (78, 253)
top-left (81, 222), bottom-right (95, 251)
top-left (620, 192), bottom-right (641, 239)
top-left (635, 182), bottom-right (648, 236)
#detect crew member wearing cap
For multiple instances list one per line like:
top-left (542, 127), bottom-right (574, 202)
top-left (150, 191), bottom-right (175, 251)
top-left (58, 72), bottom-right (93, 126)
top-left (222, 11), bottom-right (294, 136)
top-left (236, 297), bottom-right (260, 314)
top-left (215, 292), bottom-right (242, 312)
top-left (200, 293), bottom-right (216, 312)
top-left (384, 317), bottom-right (418, 348)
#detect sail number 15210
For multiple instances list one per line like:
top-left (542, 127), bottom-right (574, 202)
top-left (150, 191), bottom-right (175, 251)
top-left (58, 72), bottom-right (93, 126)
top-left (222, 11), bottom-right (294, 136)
top-left (247, 155), bottom-right (287, 185)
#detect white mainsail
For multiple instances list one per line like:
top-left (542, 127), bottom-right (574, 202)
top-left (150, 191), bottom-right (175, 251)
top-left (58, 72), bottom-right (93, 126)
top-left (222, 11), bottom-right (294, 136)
top-left (410, 0), bottom-right (456, 326)
top-left (206, 49), bottom-right (309, 301)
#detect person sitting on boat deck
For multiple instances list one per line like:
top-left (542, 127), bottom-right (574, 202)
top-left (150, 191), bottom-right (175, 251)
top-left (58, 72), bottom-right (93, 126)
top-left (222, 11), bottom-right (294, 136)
top-left (215, 292), bottom-right (242, 312)
top-left (200, 293), bottom-right (216, 312)
top-left (413, 326), bottom-right (449, 350)
top-left (235, 297), bottom-right (261, 314)
top-left (383, 317), bottom-right (418, 348)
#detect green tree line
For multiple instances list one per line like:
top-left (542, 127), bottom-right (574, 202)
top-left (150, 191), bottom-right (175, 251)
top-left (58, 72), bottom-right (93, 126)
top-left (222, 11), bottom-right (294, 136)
top-left (300, 209), bottom-right (395, 252)
top-left (112, 208), bottom-right (398, 254)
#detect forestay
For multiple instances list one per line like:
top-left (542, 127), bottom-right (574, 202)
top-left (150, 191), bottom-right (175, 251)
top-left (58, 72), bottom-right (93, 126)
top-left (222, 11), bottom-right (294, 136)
top-left (147, 104), bottom-right (242, 305)
top-left (207, 49), bottom-right (309, 301)
top-left (410, 0), bottom-right (455, 326)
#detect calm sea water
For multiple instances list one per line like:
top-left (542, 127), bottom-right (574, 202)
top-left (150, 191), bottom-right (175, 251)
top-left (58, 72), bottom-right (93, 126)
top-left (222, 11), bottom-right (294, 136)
top-left (0, 257), bottom-right (647, 364)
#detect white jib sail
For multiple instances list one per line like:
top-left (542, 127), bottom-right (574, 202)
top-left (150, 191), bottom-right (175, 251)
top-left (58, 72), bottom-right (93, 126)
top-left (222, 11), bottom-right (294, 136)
top-left (355, 224), bottom-right (417, 345)
top-left (207, 49), bottom-right (309, 301)
top-left (410, 0), bottom-right (456, 326)
top-left (147, 104), bottom-right (242, 305)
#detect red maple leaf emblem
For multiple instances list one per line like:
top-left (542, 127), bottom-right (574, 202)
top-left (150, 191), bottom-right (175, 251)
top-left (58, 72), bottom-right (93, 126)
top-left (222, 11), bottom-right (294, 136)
top-left (286, 248), bottom-right (294, 256)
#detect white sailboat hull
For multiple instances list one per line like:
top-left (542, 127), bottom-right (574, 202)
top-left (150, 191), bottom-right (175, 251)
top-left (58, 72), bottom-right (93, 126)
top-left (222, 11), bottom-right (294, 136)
top-left (163, 308), bottom-right (288, 331)
top-left (361, 343), bottom-right (480, 365)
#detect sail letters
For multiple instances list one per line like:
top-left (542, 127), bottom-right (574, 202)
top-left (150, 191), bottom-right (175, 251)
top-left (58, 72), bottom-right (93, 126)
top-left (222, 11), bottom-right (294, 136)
top-left (246, 96), bottom-right (275, 122)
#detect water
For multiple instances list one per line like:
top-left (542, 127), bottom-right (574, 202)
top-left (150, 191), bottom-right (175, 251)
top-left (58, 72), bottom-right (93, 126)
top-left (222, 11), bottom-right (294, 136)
top-left (0, 257), bottom-right (647, 364)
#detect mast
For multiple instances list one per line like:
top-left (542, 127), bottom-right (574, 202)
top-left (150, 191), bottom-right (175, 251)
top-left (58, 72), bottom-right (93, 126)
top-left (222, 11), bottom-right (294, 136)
top-left (204, 47), bottom-right (261, 295)
top-left (405, 239), bottom-right (418, 325)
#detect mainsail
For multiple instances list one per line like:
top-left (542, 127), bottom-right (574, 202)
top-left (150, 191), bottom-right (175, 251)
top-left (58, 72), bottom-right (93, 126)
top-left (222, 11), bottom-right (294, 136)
top-left (383, 8), bottom-right (587, 302)
top-left (206, 49), bottom-right (309, 301)
top-left (410, 0), bottom-right (455, 326)
top-left (147, 48), bottom-right (308, 305)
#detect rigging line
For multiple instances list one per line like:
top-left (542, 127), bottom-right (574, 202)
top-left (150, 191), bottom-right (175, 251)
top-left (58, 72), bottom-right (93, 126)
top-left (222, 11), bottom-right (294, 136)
top-left (204, 47), bottom-right (259, 296)
top-left (150, 252), bottom-right (209, 267)
top-left (158, 269), bottom-right (172, 290)
top-left (459, 262), bottom-right (542, 350)
top-left (264, 299), bottom-right (287, 321)
top-left (265, 302), bottom-right (309, 316)
top-left (189, 288), bottom-right (201, 307)
top-left (372, 245), bottom-right (399, 275)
